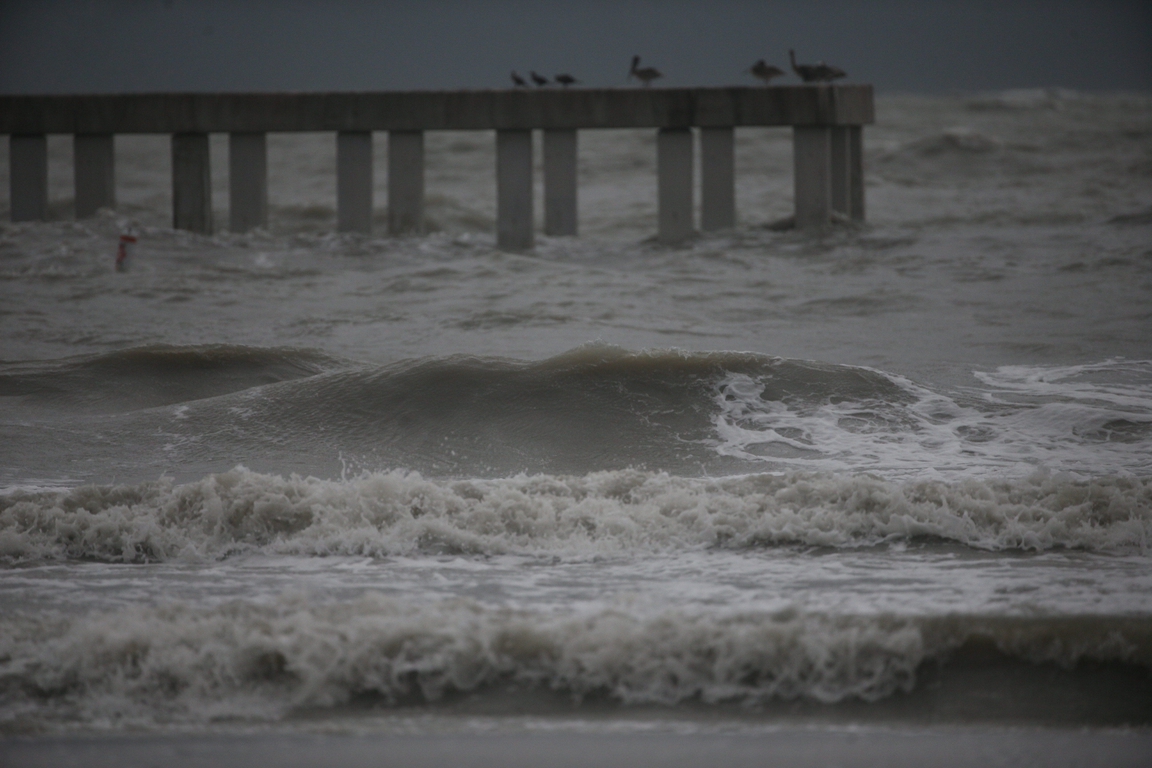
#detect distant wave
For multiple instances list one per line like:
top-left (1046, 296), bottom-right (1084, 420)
top-left (1, 593), bottom-right (1147, 730)
top-left (5, 346), bottom-right (1149, 484)
top-left (0, 344), bottom-right (340, 413)
top-left (2, 466), bottom-right (1148, 563)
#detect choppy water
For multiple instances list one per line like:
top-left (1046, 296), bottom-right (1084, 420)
top-left (1, 90), bottom-right (1151, 734)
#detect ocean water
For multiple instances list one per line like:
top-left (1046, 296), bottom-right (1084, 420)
top-left (1, 90), bottom-right (1151, 736)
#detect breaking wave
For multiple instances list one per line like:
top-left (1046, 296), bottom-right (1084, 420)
top-left (2, 593), bottom-right (1147, 730)
top-left (1, 467), bottom-right (1148, 563)
top-left (4, 347), bottom-right (1150, 483)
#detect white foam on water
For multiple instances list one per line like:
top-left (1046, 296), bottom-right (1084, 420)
top-left (2, 590), bottom-right (1148, 731)
top-left (1, 466), bottom-right (1148, 564)
top-left (712, 360), bottom-right (1152, 479)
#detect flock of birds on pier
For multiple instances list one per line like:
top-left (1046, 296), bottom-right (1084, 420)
top-left (510, 51), bottom-right (846, 89)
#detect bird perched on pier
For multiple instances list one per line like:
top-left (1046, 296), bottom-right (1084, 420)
top-left (628, 56), bottom-right (662, 86)
top-left (554, 73), bottom-right (579, 88)
top-left (511, 71), bottom-right (528, 87)
top-left (530, 71), bottom-right (549, 87)
top-left (789, 50), bottom-right (847, 82)
top-left (748, 60), bottom-right (785, 85)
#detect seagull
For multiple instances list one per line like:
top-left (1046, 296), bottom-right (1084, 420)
top-left (789, 50), bottom-right (847, 82)
top-left (554, 73), bottom-right (579, 88)
top-left (628, 55), bottom-right (662, 86)
top-left (511, 71), bottom-right (528, 87)
top-left (748, 59), bottom-right (785, 85)
top-left (530, 71), bottom-right (549, 87)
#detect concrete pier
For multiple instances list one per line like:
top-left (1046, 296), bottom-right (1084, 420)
top-left (337, 131), bottom-right (373, 233)
top-left (700, 127), bottom-right (735, 231)
top-left (387, 130), bottom-right (424, 235)
top-left (497, 129), bottom-right (533, 251)
top-left (9, 134), bottom-right (48, 222)
top-left (171, 132), bottom-right (212, 234)
top-left (847, 125), bottom-right (865, 222)
top-left (830, 126), bottom-right (865, 223)
top-left (657, 127), bottom-right (694, 243)
top-left (228, 132), bottom-right (267, 232)
top-left (793, 126), bottom-right (832, 231)
top-left (74, 133), bottom-right (115, 218)
top-left (543, 129), bottom-right (578, 236)
top-left (3, 86), bottom-right (874, 243)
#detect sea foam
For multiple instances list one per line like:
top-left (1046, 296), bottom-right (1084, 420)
top-left (2, 592), bottom-right (1147, 730)
top-left (1, 467), bottom-right (1148, 563)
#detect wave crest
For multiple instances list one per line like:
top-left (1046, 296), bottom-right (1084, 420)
top-left (2, 467), bottom-right (1148, 563)
top-left (2, 593), bottom-right (1147, 730)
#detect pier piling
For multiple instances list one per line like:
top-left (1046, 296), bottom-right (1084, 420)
top-left (171, 132), bottom-right (212, 234)
top-left (497, 129), bottom-right (534, 251)
top-left (830, 126), bottom-right (865, 223)
top-left (847, 125), bottom-right (865, 222)
top-left (793, 126), bottom-right (832, 231)
top-left (3, 86), bottom-right (873, 244)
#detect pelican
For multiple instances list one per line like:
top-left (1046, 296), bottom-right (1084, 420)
top-left (511, 71), bottom-right (528, 87)
top-left (554, 73), bottom-right (579, 88)
top-left (530, 71), bottom-right (549, 87)
top-left (628, 55), bottom-right (662, 86)
top-left (789, 50), bottom-right (846, 82)
top-left (748, 59), bottom-right (785, 85)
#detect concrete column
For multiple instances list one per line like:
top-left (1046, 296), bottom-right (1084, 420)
top-left (496, 129), bottom-right (533, 251)
top-left (229, 132), bottom-right (267, 232)
top-left (543, 128), bottom-right (577, 236)
top-left (831, 126), bottom-right (850, 219)
top-left (793, 126), bottom-right (832, 231)
top-left (657, 127), bottom-right (694, 243)
top-left (387, 130), bottom-right (424, 235)
top-left (848, 125), bottom-right (865, 222)
top-left (700, 126), bottom-right (735, 231)
top-left (74, 133), bottom-right (115, 219)
top-left (337, 131), bottom-right (373, 233)
top-left (10, 134), bottom-right (48, 222)
top-left (171, 132), bottom-right (212, 234)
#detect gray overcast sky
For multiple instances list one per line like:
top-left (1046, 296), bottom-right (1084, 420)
top-left (1, 1), bottom-right (1150, 94)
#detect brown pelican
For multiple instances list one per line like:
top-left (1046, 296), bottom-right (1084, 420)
top-left (628, 55), bottom-right (662, 86)
top-left (748, 59), bottom-right (785, 85)
top-left (554, 73), bottom-right (579, 88)
top-left (530, 71), bottom-right (549, 87)
top-left (511, 71), bottom-right (528, 87)
top-left (789, 50), bottom-right (846, 82)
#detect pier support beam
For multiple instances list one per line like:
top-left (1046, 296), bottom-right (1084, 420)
top-left (337, 131), bottom-right (373, 233)
top-left (10, 134), bottom-right (48, 222)
top-left (700, 127), bottom-right (735, 231)
top-left (229, 132), bottom-right (267, 232)
top-left (543, 129), bottom-right (577, 236)
top-left (831, 127), bottom-right (848, 221)
top-left (74, 134), bottom-right (115, 219)
top-left (657, 127), bottom-right (694, 243)
top-left (829, 126), bottom-right (865, 223)
top-left (172, 132), bottom-right (213, 234)
top-left (387, 130), bottom-right (424, 235)
top-left (496, 129), bottom-right (533, 251)
top-left (832, 125), bottom-right (865, 222)
top-left (793, 126), bottom-right (832, 231)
